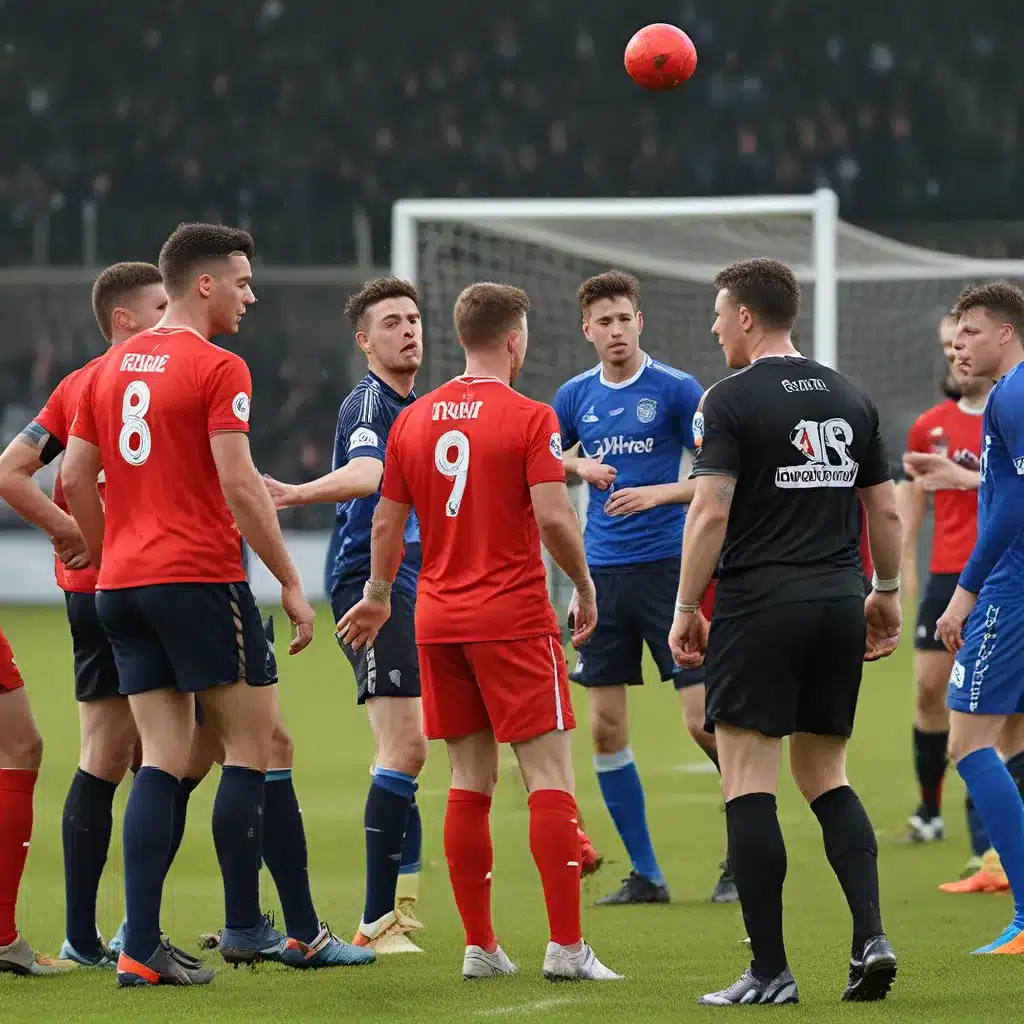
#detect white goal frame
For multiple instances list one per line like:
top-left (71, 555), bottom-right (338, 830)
top-left (392, 188), bottom-right (841, 366)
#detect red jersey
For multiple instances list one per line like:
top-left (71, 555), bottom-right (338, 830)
top-left (70, 327), bottom-right (251, 589)
top-left (36, 357), bottom-right (106, 593)
top-left (381, 376), bottom-right (566, 644)
top-left (905, 399), bottom-right (982, 575)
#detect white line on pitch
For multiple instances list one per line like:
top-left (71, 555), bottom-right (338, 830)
top-left (476, 998), bottom-right (578, 1016)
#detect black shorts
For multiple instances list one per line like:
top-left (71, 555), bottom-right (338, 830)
top-left (704, 596), bottom-right (866, 739)
top-left (914, 573), bottom-right (959, 652)
top-left (331, 583), bottom-right (420, 704)
top-left (64, 591), bottom-right (120, 702)
top-left (570, 559), bottom-right (703, 690)
top-left (96, 581), bottom-right (276, 697)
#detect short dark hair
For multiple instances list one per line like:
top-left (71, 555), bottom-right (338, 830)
top-left (158, 222), bottom-right (254, 297)
top-left (91, 261), bottom-right (163, 341)
top-left (952, 282), bottom-right (1024, 337)
top-left (453, 283), bottom-right (531, 348)
top-left (343, 277), bottom-right (420, 331)
top-left (713, 258), bottom-right (801, 330)
top-left (577, 270), bottom-right (641, 319)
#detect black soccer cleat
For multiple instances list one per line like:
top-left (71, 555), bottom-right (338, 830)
top-left (841, 934), bottom-right (897, 1002)
top-left (116, 938), bottom-right (215, 987)
top-left (594, 870), bottom-right (670, 906)
top-left (698, 966), bottom-right (799, 1006)
top-left (710, 861), bottom-right (739, 903)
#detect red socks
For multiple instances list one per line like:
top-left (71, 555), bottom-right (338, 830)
top-left (0, 769), bottom-right (37, 946)
top-left (444, 788), bottom-right (496, 952)
top-left (528, 789), bottom-right (582, 946)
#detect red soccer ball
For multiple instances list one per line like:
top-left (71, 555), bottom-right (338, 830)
top-left (624, 23), bottom-right (697, 91)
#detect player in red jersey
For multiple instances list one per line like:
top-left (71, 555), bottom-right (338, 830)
top-left (340, 283), bottom-right (621, 982)
top-left (0, 262), bottom-right (167, 969)
top-left (61, 223), bottom-right (315, 988)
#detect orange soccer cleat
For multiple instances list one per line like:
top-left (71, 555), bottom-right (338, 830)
top-left (939, 849), bottom-right (1009, 894)
top-left (579, 828), bottom-right (603, 876)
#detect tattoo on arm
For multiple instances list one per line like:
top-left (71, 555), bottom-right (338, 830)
top-left (713, 480), bottom-right (735, 505)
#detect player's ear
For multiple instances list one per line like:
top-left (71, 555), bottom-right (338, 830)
top-left (112, 306), bottom-right (131, 333)
top-left (354, 331), bottom-right (371, 357)
top-left (197, 273), bottom-right (215, 299)
top-left (581, 318), bottom-right (592, 342)
top-left (635, 310), bottom-right (643, 335)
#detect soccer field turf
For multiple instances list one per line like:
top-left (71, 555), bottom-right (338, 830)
top-left (2, 602), bottom-right (1021, 1022)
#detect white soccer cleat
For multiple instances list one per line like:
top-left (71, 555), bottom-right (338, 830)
top-left (352, 910), bottom-right (423, 954)
top-left (462, 943), bottom-right (519, 979)
top-left (907, 813), bottom-right (945, 843)
top-left (542, 940), bottom-right (623, 981)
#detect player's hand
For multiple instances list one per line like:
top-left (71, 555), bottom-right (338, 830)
top-left (603, 485), bottom-right (662, 517)
top-left (568, 581), bottom-right (597, 648)
top-left (337, 597), bottom-right (391, 652)
top-left (51, 528), bottom-right (90, 570)
top-left (575, 455), bottom-right (616, 491)
top-left (669, 609), bottom-right (709, 668)
top-left (863, 590), bottom-right (902, 661)
top-left (914, 462), bottom-right (975, 492)
top-left (262, 474), bottom-right (299, 510)
top-left (281, 582), bottom-right (315, 654)
top-left (935, 585), bottom-right (977, 655)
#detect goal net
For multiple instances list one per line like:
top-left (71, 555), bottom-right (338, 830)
top-left (391, 190), bottom-right (1024, 608)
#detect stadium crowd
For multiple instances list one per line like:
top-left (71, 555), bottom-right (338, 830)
top-left (3, 1), bottom-right (1022, 265)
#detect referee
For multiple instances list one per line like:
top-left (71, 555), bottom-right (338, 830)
top-left (669, 259), bottom-right (903, 1007)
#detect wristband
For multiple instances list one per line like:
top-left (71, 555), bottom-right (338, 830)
top-left (363, 578), bottom-right (392, 604)
top-left (675, 601), bottom-right (701, 615)
top-left (871, 573), bottom-right (900, 593)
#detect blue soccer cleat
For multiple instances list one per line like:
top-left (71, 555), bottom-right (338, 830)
top-left (281, 922), bottom-right (376, 968)
top-left (58, 933), bottom-right (116, 969)
top-left (972, 922), bottom-right (1024, 954)
top-left (218, 914), bottom-right (288, 968)
top-left (108, 920), bottom-right (126, 957)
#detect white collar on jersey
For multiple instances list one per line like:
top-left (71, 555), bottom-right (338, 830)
top-left (599, 353), bottom-right (651, 389)
top-left (957, 397), bottom-right (986, 416)
top-left (453, 375), bottom-right (509, 387)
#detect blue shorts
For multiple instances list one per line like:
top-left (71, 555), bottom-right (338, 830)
top-left (64, 591), bottom-right (120, 702)
top-left (331, 582), bottom-right (420, 704)
top-left (96, 581), bottom-right (277, 697)
top-left (570, 558), bottom-right (702, 689)
top-left (948, 595), bottom-right (1024, 715)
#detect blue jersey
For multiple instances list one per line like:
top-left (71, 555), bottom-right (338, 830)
top-left (960, 363), bottom-right (1024, 599)
top-left (553, 354), bottom-right (704, 567)
top-left (326, 372), bottom-right (420, 598)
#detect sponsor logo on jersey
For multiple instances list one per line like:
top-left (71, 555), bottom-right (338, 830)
top-left (348, 426), bottom-right (379, 452)
top-left (549, 432), bottom-right (563, 460)
top-left (609, 407), bottom-right (624, 417)
top-left (692, 411), bottom-right (704, 449)
top-left (636, 398), bottom-right (657, 424)
top-left (781, 377), bottom-right (828, 393)
top-left (582, 405), bottom-right (599, 424)
top-left (1014, 455), bottom-right (1024, 476)
top-left (232, 392), bottom-right (251, 423)
top-left (592, 435), bottom-right (655, 457)
top-left (431, 399), bottom-right (483, 421)
top-left (775, 417), bottom-right (858, 488)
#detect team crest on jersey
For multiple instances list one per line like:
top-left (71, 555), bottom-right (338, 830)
top-left (692, 411), bottom-right (704, 449)
top-left (949, 661), bottom-right (965, 689)
top-left (549, 432), bottom-right (563, 460)
top-left (349, 427), bottom-right (380, 452)
top-left (232, 392), bottom-right (250, 423)
top-left (582, 405), bottom-right (599, 424)
top-left (1015, 455), bottom-right (1024, 476)
top-left (636, 398), bottom-right (657, 424)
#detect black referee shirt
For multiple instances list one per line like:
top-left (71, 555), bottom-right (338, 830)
top-left (691, 355), bottom-right (890, 614)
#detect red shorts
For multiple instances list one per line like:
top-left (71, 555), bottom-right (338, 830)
top-left (419, 634), bottom-right (575, 744)
top-left (701, 578), bottom-right (718, 620)
top-left (0, 627), bottom-right (25, 692)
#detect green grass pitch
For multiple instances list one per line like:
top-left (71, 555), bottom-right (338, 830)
top-left (2, 602), bottom-right (1021, 1022)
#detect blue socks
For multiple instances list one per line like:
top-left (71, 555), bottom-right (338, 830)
top-left (166, 777), bottom-right (200, 871)
top-left (123, 766), bottom-right (179, 963)
top-left (62, 769), bottom-right (117, 958)
top-left (958, 747), bottom-right (1024, 926)
top-left (363, 767), bottom-right (416, 926)
top-left (262, 769), bottom-right (319, 943)
top-left (213, 765), bottom-right (266, 932)
top-left (595, 747), bottom-right (664, 886)
top-left (400, 798), bottom-right (422, 875)
top-left (965, 793), bottom-right (990, 857)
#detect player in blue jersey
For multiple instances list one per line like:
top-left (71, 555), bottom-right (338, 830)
top-left (553, 270), bottom-right (736, 905)
top-left (264, 277), bottom-right (427, 954)
top-left (936, 282), bottom-right (1024, 955)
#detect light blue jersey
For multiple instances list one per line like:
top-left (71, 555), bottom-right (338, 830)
top-left (949, 362), bottom-right (1024, 715)
top-left (553, 354), bottom-right (703, 568)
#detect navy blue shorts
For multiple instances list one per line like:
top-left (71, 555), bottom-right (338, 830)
top-left (949, 592), bottom-right (1024, 716)
top-left (331, 583), bottom-right (420, 704)
top-left (96, 581), bottom-right (276, 697)
top-left (64, 591), bottom-right (120, 702)
top-left (570, 558), bottom-right (703, 689)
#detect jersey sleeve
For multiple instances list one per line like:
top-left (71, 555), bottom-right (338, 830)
top-left (204, 352), bottom-right (253, 434)
top-left (35, 377), bottom-right (70, 445)
top-left (338, 389), bottom-right (389, 462)
top-left (995, 379), bottom-right (1024, 471)
top-left (380, 414), bottom-right (413, 504)
top-left (690, 385), bottom-right (740, 479)
top-left (551, 382), bottom-right (578, 450)
top-left (855, 401), bottom-right (892, 488)
top-left (525, 404), bottom-right (568, 487)
top-left (905, 411), bottom-right (930, 455)
top-left (69, 369), bottom-right (99, 445)
top-left (676, 374), bottom-right (704, 450)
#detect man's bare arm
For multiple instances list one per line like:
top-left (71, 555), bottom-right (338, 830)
top-left (676, 474), bottom-right (733, 607)
top-left (896, 479), bottom-right (927, 594)
top-left (367, 496), bottom-right (411, 589)
top-left (60, 437), bottom-right (106, 565)
top-left (860, 480), bottom-right (903, 583)
top-left (268, 457), bottom-right (383, 508)
top-left (530, 480), bottom-right (593, 592)
top-left (0, 423), bottom-right (79, 540)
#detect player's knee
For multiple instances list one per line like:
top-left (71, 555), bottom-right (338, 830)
top-left (915, 676), bottom-right (949, 718)
top-left (2, 725), bottom-right (44, 771)
top-left (381, 729), bottom-right (427, 777)
top-left (590, 706), bottom-right (627, 754)
top-left (269, 721), bottom-right (294, 770)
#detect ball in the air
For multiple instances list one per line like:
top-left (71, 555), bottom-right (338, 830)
top-left (624, 23), bottom-right (697, 91)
